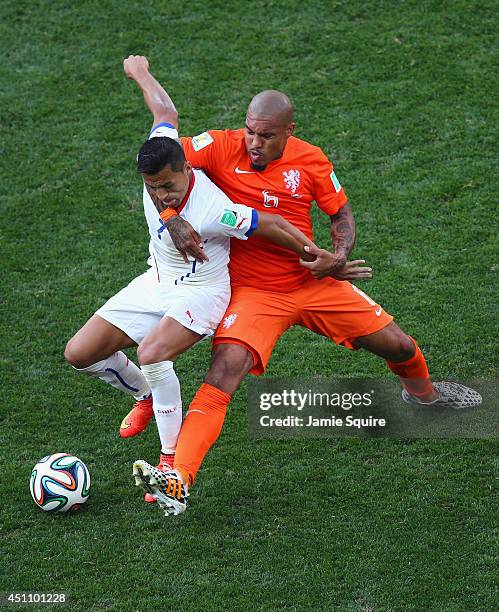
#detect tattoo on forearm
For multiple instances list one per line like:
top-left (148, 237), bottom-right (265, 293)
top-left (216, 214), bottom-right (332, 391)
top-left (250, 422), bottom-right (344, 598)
top-left (331, 206), bottom-right (355, 257)
top-left (166, 215), bottom-right (191, 249)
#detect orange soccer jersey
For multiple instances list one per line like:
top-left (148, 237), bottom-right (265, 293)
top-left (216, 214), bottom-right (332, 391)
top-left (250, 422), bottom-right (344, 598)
top-left (181, 129), bottom-right (348, 292)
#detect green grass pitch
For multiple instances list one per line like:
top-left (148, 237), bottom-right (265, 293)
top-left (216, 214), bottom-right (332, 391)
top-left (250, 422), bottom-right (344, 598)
top-left (0, 0), bottom-right (497, 610)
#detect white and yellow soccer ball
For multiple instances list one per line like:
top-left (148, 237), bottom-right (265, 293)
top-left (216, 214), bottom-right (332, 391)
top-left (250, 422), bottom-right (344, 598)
top-left (30, 453), bottom-right (90, 513)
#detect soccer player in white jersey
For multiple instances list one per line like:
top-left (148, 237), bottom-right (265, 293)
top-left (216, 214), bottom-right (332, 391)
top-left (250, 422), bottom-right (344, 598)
top-left (65, 101), bottom-right (317, 509)
top-left (133, 124), bottom-right (316, 497)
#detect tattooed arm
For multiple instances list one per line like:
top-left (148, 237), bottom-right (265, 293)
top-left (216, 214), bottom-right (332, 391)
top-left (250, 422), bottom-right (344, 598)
top-left (146, 184), bottom-right (208, 263)
top-left (330, 202), bottom-right (356, 266)
top-left (300, 202), bottom-right (372, 280)
top-left (164, 215), bottom-right (209, 263)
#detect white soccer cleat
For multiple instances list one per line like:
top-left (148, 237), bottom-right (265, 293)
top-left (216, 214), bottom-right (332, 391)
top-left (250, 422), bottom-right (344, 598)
top-left (133, 460), bottom-right (188, 516)
top-left (402, 381), bottom-right (482, 410)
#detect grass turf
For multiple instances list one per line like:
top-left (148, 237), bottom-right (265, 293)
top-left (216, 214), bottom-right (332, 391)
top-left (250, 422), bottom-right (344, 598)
top-left (0, 0), bottom-right (497, 610)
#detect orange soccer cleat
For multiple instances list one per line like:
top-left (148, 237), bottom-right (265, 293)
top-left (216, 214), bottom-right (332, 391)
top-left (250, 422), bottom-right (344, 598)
top-left (119, 395), bottom-right (154, 438)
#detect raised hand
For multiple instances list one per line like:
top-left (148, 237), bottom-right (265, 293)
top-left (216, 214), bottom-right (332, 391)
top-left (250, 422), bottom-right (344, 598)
top-left (123, 55), bottom-right (150, 80)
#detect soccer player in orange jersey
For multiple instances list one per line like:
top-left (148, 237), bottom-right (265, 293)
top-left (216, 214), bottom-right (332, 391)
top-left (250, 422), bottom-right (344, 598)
top-left (123, 56), bottom-right (481, 515)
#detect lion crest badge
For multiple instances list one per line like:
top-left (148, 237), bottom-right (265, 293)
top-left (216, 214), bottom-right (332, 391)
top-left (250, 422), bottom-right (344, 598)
top-left (283, 169), bottom-right (300, 194)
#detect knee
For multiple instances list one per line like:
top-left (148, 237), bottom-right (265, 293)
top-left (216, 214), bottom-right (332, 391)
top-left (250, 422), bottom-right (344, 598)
top-left (137, 340), bottom-right (166, 365)
top-left (355, 322), bottom-right (417, 363)
top-left (64, 337), bottom-right (90, 369)
top-left (205, 344), bottom-right (253, 394)
top-left (390, 334), bottom-right (416, 363)
top-left (137, 342), bottom-right (152, 365)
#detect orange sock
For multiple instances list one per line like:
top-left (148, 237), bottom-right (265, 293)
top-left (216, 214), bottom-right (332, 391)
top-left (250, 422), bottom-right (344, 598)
top-left (386, 338), bottom-right (435, 399)
top-left (174, 383), bottom-right (231, 487)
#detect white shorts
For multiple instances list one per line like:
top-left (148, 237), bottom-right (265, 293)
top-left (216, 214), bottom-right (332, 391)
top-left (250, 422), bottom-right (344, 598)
top-left (96, 267), bottom-right (231, 344)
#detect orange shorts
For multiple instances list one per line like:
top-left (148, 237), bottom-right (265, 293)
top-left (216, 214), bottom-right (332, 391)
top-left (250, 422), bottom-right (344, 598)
top-left (214, 277), bottom-right (393, 375)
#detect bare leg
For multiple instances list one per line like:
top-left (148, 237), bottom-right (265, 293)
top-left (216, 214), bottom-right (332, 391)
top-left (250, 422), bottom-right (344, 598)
top-left (204, 343), bottom-right (254, 395)
top-left (352, 321), bottom-right (415, 361)
top-left (65, 314), bottom-right (151, 401)
top-left (353, 322), bottom-right (439, 401)
top-left (137, 316), bottom-right (202, 365)
top-left (65, 314), bottom-right (136, 368)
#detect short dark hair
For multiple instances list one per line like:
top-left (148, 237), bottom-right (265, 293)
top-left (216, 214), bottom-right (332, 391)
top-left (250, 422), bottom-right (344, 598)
top-left (137, 137), bottom-right (186, 175)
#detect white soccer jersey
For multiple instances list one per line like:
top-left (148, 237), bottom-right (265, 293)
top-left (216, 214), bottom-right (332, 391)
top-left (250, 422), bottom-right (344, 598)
top-left (143, 123), bottom-right (258, 288)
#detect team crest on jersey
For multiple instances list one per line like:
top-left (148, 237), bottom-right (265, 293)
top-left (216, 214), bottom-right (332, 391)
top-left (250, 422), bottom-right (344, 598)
top-left (283, 169), bottom-right (300, 193)
top-left (222, 313), bottom-right (238, 329)
top-left (192, 131), bottom-right (214, 151)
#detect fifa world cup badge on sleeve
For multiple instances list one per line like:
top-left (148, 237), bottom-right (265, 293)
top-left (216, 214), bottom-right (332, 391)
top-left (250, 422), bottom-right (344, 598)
top-left (192, 132), bottom-right (214, 151)
top-left (219, 209), bottom-right (237, 227)
top-left (330, 170), bottom-right (341, 193)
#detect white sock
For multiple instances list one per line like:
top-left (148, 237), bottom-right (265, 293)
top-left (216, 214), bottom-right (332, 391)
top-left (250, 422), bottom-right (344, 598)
top-left (75, 351), bottom-right (151, 400)
top-left (140, 360), bottom-right (182, 454)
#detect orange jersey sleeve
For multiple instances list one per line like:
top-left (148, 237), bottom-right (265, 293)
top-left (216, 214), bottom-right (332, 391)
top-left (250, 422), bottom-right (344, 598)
top-left (305, 147), bottom-right (348, 216)
top-left (181, 131), bottom-right (229, 172)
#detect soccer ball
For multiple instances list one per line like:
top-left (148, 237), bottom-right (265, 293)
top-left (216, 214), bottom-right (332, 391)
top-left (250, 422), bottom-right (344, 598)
top-left (30, 453), bottom-right (91, 513)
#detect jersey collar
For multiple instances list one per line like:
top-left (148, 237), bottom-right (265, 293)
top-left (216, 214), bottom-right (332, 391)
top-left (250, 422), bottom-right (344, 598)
top-left (177, 171), bottom-right (195, 214)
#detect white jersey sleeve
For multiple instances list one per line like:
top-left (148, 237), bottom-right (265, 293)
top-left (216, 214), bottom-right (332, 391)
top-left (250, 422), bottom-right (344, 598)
top-left (193, 177), bottom-right (258, 241)
top-left (207, 202), bottom-right (258, 240)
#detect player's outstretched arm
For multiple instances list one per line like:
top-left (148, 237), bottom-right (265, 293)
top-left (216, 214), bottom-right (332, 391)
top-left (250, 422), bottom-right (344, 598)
top-left (299, 203), bottom-right (372, 280)
top-left (300, 245), bottom-right (372, 281)
top-left (253, 212), bottom-right (317, 261)
top-left (299, 202), bottom-right (364, 279)
top-left (124, 55), bottom-right (179, 129)
top-left (330, 202), bottom-right (356, 264)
